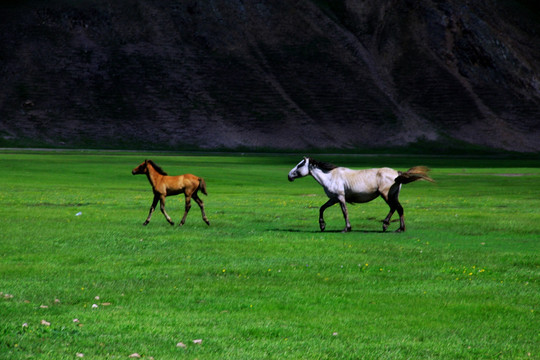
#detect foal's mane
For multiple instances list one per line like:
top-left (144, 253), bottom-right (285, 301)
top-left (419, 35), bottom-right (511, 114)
top-left (147, 160), bottom-right (168, 175)
top-left (308, 158), bottom-right (338, 172)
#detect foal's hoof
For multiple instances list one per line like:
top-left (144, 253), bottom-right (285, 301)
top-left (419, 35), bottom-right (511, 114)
top-left (143, 221), bottom-right (149, 226)
top-left (204, 220), bottom-right (210, 226)
top-left (341, 227), bottom-right (352, 233)
top-left (394, 228), bottom-right (405, 233)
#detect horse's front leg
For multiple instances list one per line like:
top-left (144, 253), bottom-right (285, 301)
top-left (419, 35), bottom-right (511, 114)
top-left (159, 195), bottom-right (175, 226)
top-left (338, 198), bottom-right (352, 233)
top-left (179, 195), bottom-right (192, 226)
top-left (143, 195), bottom-right (159, 225)
top-left (319, 198), bottom-right (338, 231)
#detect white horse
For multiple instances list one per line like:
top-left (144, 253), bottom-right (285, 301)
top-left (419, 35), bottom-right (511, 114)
top-left (288, 157), bottom-right (433, 232)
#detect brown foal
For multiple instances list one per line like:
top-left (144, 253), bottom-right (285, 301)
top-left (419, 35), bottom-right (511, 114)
top-left (132, 160), bottom-right (210, 227)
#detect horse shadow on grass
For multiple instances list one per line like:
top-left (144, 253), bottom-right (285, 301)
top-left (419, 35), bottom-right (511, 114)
top-left (269, 219), bottom-right (400, 234)
top-left (269, 228), bottom-right (386, 234)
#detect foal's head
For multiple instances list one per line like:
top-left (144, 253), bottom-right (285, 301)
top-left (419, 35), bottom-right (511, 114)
top-left (132, 160), bottom-right (169, 176)
top-left (132, 160), bottom-right (149, 175)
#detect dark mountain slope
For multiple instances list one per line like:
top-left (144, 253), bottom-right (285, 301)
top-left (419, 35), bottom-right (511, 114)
top-left (1, 0), bottom-right (539, 151)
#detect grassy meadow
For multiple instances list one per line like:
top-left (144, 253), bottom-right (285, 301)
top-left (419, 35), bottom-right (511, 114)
top-left (0, 151), bottom-right (538, 359)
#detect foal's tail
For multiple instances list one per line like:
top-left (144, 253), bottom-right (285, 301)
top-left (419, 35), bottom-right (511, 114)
top-left (198, 178), bottom-right (208, 196)
top-left (395, 166), bottom-right (434, 184)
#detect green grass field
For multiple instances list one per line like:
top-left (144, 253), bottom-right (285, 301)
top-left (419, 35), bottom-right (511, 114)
top-left (1, 151), bottom-right (538, 359)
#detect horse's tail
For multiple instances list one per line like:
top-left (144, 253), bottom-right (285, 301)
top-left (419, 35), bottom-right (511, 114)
top-left (395, 166), bottom-right (434, 184)
top-left (198, 177), bottom-right (208, 196)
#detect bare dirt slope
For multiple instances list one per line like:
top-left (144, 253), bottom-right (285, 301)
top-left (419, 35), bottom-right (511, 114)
top-left (1, 0), bottom-right (539, 151)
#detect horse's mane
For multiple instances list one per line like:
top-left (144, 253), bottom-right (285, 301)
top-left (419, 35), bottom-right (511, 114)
top-left (308, 158), bottom-right (338, 172)
top-left (147, 160), bottom-right (168, 175)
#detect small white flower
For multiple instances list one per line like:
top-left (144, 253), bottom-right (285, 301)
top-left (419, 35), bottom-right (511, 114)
top-left (91, 304), bottom-right (98, 309)
top-left (73, 319), bottom-right (80, 323)
top-left (76, 353), bottom-right (84, 357)
top-left (193, 339), bottom-right (203, 344)
top-left (176, 342), bottom-right (186, 348)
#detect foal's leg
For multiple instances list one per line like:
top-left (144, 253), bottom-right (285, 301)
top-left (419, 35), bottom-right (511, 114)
top-left (179, 195), bottom-right (192, 226)
top-left (143, 194), bottom-right (159, 225)
top-left (338, 197), bottom-right (352, 233)
top-left (159, 195), bottom-right (175, 226)
top-left (193, 193), bottom-right (210, 226)
top-left (319, 198), bottom-right (338, 231)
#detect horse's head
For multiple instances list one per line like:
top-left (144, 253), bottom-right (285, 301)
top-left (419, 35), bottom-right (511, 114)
top-left (132, 160), bottom-right (148, 175)
top-left (288, 157), bottom-right (310, 181)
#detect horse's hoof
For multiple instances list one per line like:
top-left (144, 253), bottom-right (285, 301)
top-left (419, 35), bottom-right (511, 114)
top-left (205, 221), bottom-right (210, 226)
top-left (342, 227), bottom-right (352, 233)
top-left (395, 228), bottom-right (405, 233)
top-left (143, 221), bottom-right (149, 226)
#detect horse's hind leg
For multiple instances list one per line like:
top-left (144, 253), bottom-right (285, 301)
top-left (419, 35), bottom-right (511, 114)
top-left (179, 195), bottom-right (192, 226)
top-left (193, 193), bottom-right (210, 226)
top-left (143, 194), bottom-right (160, 225)
top-left (159, 195), bottom-right (175, 226)
top-left (384, 183), bottom-right (405, 232)
top-left (382, 204), bottom-right (405, 232)
top-left (396, 203), bottom-right (405, 232)
top-left (382, 208), bottom-right (395, 232)
top-left (379, 189), bottom-right (394, 231)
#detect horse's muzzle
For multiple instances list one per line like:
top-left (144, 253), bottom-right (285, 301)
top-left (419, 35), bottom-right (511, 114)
top-left (288, 175), bottom-right (295, 182)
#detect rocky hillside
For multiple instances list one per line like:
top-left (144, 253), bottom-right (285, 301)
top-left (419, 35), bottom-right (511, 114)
top-left (1, 0), bottom-right (539, 152)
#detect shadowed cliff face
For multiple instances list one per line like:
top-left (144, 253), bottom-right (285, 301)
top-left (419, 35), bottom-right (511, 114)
top-left (1, 0), bottom-right (539, 151)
